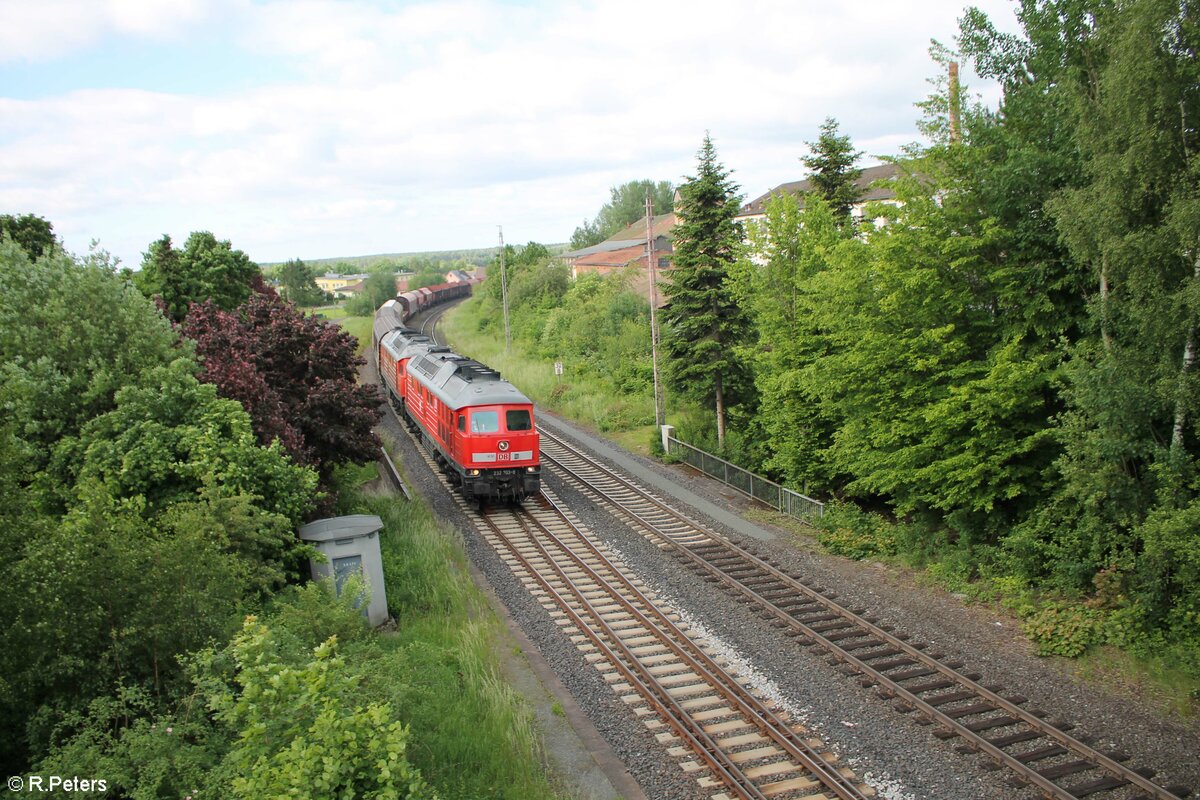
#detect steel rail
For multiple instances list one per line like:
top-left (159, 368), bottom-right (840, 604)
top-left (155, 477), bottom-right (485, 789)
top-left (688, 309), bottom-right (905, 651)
top-left (475, 505), bottom-right (767, 800)
top-left (527, 491), bottom-right (872, 800)
top-left (539, 426), bottom-right (1185, 800)
top-left (418, 302), bottom-right (450, 340)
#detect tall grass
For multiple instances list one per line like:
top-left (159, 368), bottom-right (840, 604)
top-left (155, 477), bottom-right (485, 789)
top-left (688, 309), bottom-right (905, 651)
top-left (334, 314), bottom-right (373, 356)
top-left (310, 304), bottom-right (346, 319)
top-left (344, 487), bottom-right (564, 799)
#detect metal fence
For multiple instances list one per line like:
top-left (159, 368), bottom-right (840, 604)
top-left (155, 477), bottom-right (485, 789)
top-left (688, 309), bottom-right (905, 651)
top-left (665, 435), bottom-right (824, 524)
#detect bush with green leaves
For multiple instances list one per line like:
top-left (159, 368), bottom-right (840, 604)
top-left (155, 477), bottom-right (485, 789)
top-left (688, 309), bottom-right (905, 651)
top-left (1023, 603), bottom-right (1105, 658)
top-left (196, 616), bottom-right (428, 800)
top-left (812, 501), bottom-right (899, 560)
top-left (24, 686), bottom-right (223, 800)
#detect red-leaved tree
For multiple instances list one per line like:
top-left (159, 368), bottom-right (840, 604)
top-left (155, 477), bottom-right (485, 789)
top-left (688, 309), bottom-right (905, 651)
top-left (183, 291), bottom-right (382, 488)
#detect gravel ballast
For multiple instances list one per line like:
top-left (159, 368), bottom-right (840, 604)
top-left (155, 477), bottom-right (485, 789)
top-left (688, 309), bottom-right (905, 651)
top-left (379, 386), bottom-right (1199, 800)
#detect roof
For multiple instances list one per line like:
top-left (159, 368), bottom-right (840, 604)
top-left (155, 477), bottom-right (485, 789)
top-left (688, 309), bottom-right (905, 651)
top-left (381, 329), bottom-right (433, 361)
top-left (408, 348), bottom-right (533, 410)
top-left (298, 514), bottom-right (384, 543)
top-left (606, 212), bottom-right (676, 242)
top-left (561, 212), bottom-right (676, 259)
top-left (563, 239), bottom-right (645, 259)
top-left (739, 163), bottom-right (902, 217)
top-left (373, 298), bottom-right (408, 344)
top-left (572, 243), bottom-right (647, 269)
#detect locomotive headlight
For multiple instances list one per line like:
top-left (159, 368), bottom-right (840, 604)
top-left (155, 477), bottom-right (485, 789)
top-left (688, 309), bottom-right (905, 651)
top-left (526, 466), bottom-right (537, 473)
top-left (469, 469), bottom-right (481, 476)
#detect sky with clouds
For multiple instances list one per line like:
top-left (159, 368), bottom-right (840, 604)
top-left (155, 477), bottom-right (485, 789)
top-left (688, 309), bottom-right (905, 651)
top-left (0, 0), bottom-right (1024, 268)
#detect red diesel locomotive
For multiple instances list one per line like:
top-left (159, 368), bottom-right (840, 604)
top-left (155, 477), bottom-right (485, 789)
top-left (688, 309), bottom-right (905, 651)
top-left (403, 347), bottom-right (540, 503)
top-left (374, 287), bottom-right (540, 504)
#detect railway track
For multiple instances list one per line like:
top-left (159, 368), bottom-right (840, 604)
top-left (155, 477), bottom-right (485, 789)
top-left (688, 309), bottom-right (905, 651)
top-left (417, 300), bottom-right (451, 338)
top-left (476, 490), bottom-right (875, 800)
top-left (537, 425), bottom-right (1190, 800)
top-left (382, 386), bottom-right (876, 798)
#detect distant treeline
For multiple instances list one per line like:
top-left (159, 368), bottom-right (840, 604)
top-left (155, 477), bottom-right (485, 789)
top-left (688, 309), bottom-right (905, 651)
top-left (261, 244), bottom-right (567, 272)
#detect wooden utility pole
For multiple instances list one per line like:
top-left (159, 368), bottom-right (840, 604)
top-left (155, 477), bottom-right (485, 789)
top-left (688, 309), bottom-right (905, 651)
top-left (645, 193), bottom-right (665, 428)
top-left (949, 61), bottom-right (962, 144)
top-left (498, 226), bottom-right (511, 353)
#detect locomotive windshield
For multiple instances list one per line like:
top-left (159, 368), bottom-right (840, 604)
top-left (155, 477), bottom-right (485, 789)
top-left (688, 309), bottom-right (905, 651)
top-left (470, 410), bottom-right (500, 433)
top-left (506, 409), bottom-right (532, 431)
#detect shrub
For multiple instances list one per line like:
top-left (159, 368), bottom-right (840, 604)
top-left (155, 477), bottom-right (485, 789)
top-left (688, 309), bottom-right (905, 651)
top-left (1023, 603), bottom-right (1104, 657)
top-left (813, 501), bottom-right (898, 559)
top-left (196, 617), bottom-right (428, 800)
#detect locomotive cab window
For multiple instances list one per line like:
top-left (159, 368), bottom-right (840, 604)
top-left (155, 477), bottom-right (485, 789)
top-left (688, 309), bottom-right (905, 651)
top-left (506, 409), bottom-right (532, 431)
top-left (470, 410), bottom-right (500, 433)
top-left (457, 414), bottom-right (466, 432)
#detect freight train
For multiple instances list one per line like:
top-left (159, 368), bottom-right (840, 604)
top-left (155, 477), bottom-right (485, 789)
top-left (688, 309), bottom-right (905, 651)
top-left (374, 282), bottom-right (541, 504)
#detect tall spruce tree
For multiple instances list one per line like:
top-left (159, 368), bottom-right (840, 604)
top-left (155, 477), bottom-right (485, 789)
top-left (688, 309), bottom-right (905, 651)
top-left (801, 117), bottom-right (864, 224)
top-left (663, 134), bottom-right (752, 448)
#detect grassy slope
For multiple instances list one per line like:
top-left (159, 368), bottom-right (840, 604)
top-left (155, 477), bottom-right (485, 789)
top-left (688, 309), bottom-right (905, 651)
top-left (439, 296), bottom-right (661, 457)
top-left (351, 488), bottom-right (563, 799)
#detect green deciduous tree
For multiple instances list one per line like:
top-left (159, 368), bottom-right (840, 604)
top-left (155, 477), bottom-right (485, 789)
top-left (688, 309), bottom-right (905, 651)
top-left (136, 232), bottom-right (261, 322)
top-left (0, 213), bottom-right (57, 260)
top-left (568, 217), bottom-right (603, 250)
top-left (801, 117), bottom-right (864, 224)
top-left (1013, 0), bottom-right (1200, 622)
top-left (475, 244), bottom-right (568, 343)
top-left (539, 271), bottom-right (652, 393)
top-left (0, 241), bottom-right (181, 492)
top-left (805, 171), bottom-right (1059, 536)
top-left (739, 192), bottom-right (851, 489)
top-left (278, 257), bottom-right (326, 306)
top-left (346, 268), bottom-right (399, 316)
top-left (57, 358), bottom-right (317, 524)
top-left (0, 488), bottom-right (254, 768)
top-left (571, 179), bottom-right (675, 248)
top-left (663, 134), bottom-right (753, 448)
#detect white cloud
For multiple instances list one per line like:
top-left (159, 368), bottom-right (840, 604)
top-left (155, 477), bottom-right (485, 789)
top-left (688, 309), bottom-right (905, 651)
top-left (0, 0), bottom-right (1025, 264)
top-left (0, 0), bottom-right (220, 62)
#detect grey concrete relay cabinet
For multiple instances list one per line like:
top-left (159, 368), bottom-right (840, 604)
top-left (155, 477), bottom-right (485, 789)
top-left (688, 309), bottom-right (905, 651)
top-left (298, 514), bottom-right (389, 626)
